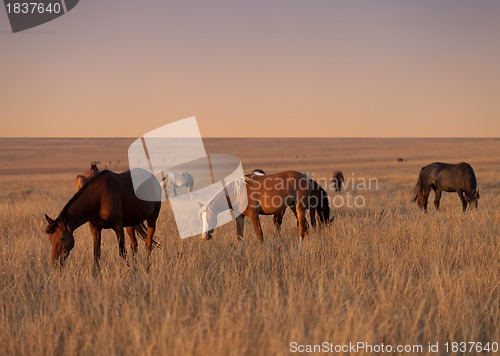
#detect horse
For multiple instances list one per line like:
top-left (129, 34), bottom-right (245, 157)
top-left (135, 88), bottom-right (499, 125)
top-left (198, 171), bottom-right (312, 243)
top-left (249, 170), bottom-right (333, 229)
top-left (163, 172), bottom-right (194, 197)
top-left (273, 179), bottom-right (334, 229)
top-left (45, 169), bottom-right (161, 270)
top-left (74, 162), bottom-right (100, 191)
top-left (412, 162), bottom-right (480, 212)
top-left (331, 170), bottom-right (344, 192)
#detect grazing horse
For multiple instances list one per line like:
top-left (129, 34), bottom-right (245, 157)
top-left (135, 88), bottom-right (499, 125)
top-left (412, 162), bottom-right (480, 212)
top-left (249, 170), bottom-right (333, 229)
top-left (74, 162), bottom-right (100, 191)
top-left (273, 179), bottom-right (334, 229)
top-left (45, 169), bottom-right (161, 269)
top-left (198, 171), bottom-right (312, 243)
top-left (163, 172), bottom-right (194, 197)
top-left (331, 170), bottom-right (344, 192)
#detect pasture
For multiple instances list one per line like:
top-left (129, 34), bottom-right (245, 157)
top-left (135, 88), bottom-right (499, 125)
top-left (0, 138), bottom-right (499, 355)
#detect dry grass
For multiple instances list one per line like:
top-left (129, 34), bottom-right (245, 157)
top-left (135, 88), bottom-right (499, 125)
top-left (0, 138), bottom-right (499, 355)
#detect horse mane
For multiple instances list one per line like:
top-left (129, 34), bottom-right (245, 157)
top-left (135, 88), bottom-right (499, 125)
top-left (204, 177), bottom-right (247, 214)
top-left (46, 171), bottom-right (106, 233)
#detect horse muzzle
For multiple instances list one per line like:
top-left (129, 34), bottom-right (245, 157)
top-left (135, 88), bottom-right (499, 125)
top-left (201, 231), bottom-right (213, 240)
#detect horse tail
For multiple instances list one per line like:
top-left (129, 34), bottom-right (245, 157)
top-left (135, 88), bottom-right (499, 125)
top-left (412, 173), bottom-right (424, 207)
top-left (135, 223), bottom-right (160, 248)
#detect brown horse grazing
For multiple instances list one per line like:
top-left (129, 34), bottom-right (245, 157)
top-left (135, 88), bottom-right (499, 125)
top-left (249, 170), bottom-right (332, 229)
top-left (45, 169), bottom-right (161, 269)
top-left (332, 170), bottom-right (344, 192)
top-left (413, 162), bottom-right (480, 212)
top-left (75, 162), bottom-right (100, 191)
top-left (273, 179), bottom-right (334, 229)
top-left (198, 171), bottom-right (312, 243)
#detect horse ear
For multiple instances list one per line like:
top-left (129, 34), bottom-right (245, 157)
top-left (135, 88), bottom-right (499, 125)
top-left (197, 201), bottom-right (204, 208)
top-left (45, 214), bottom-right (54, 224)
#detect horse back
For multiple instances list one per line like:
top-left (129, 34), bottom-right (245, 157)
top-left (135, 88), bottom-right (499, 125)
top-left (93, 170), bottom-right (161, 227)
top-left (246, 170), bottom-right (311, 214)
top-left (421, 162), bottom-right (476, 193)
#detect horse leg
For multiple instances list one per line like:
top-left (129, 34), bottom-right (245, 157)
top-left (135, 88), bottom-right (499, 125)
top-left (126, 226), bottom-right (138, 255)
top-left (433, 189), bottom-right (442, 210)
top-left (249, 213), bottom-right (264, 242)
top-left (89, 223), bottom-right (102, 274)
top-left (113, 225), bottom-right (127, 259)
top-left (235, 214), bottom-right (245, 241)
top-left (421, 187), bottom-right (431, 212)
top-left (457, 189), bottom-right (467, 212)
top-left (309, 208), bottom-right (317, 229)
top-left (273, 210), bottom-right (285, 231)
top-left (296, 206), bottom-right (308, 243)
top-left (145, 223), bottom-right (157, 256)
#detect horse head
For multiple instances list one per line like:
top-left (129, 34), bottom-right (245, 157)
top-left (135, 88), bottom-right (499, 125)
top-left (198, 201), bottom-right (216, 240)
top-left (44, 214), bottom-right (75, 267)
top-left (468, 190), bottom-right (480, 209)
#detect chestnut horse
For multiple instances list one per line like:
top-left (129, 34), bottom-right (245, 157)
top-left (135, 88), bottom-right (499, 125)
top-left (74, 162), bottom-right (100, 191)
top-left (45, 169), bottom-right (161, 269)
top-left (198, 171), bottom-right (312, 243)
top-left (413, 162), bottom-right (480, 212)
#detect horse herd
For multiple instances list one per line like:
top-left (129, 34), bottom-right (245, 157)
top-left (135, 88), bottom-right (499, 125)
top-left (44, 161), bottom-right (480, 269)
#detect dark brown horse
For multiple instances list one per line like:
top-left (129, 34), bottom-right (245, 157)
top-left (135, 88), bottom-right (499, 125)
top-left (273, 179), bottom-right (334, 229)
top-left (332, 170), bottom-right (344, 192)
top-left (198, 171), bottom-right (312, 243)
top-left (75, 162), bottom-right (100, 191)
top-left (45, 169), bottom-right (161, 269)
top-left (413, 162), bottom-right (480, 212)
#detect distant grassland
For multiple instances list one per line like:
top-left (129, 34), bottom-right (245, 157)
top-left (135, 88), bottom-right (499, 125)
top-left (0, 138), bottom-right (499, 355)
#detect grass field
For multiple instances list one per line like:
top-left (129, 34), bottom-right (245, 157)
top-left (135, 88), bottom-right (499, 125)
top-left (0, 138), bottom-right (499, 355)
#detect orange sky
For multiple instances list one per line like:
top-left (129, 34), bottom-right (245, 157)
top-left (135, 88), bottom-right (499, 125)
top-left (1, 1), bottom-right (499, 137)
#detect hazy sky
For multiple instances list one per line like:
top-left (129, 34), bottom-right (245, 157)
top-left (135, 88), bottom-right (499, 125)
top-left (1, 0), bottom-right (499, 137)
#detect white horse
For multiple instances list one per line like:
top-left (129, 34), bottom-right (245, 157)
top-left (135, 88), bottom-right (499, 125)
top-left (162, 172), bottom-right (194, 197)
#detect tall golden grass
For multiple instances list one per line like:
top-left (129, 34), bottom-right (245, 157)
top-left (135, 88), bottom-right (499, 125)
top-left (0, 138), bottom-right (499, 355)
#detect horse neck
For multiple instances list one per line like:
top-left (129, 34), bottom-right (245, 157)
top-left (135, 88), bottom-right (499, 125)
top-left (64, 187), bottom-right (98, 231)
top-left (207, 185), bottom-right (232, 217)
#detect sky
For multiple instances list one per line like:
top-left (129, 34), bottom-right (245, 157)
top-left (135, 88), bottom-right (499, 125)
top-left (1, 0), bottom-right (499, 137)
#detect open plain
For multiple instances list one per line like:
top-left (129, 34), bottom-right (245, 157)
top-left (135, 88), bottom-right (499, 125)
top-left (0, 138), bottom-right (499, 355)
